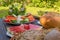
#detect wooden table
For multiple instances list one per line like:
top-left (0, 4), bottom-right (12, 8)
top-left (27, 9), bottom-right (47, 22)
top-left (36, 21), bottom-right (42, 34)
top-left (0, 19), bottom-right (10, 40)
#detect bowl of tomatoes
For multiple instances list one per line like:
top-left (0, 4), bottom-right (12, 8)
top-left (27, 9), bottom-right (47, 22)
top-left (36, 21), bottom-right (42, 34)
top-left (4, 15), bottom-right (21, 26)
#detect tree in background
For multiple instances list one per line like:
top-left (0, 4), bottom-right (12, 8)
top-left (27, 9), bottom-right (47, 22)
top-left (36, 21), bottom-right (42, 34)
top-left (28, 0), bottom-right (60, 8)
top-left (0, 0), bottom-right (60, 8)
top-left (1, 0), bottom-right (14, 6)
top-left (43, 0), bottom-right (59, 8)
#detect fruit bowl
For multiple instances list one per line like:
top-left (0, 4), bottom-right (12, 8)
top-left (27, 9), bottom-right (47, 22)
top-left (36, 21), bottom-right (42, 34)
top-left (4, 16), bottom-right (21, 26)
top-left (4, 19), bottom-right (21, 26)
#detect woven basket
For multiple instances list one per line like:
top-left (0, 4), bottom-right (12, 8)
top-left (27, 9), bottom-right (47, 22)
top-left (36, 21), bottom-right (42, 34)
top-left (10, 33), bottom-right (21, 40)
top-left (10, 30), bottom-right (48, 40)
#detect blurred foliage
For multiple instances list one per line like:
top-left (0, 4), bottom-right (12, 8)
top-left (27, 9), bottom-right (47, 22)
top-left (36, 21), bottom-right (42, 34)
top-left (0, 0), bottom-right (60, 8)
top-left (9, 3), bottom-right (26, 16)
top-left (0, 0), bottom-right (25, 6)
top-left (38, 11), bottom-right (45, 16)
top-left (0, 0), bottom-right (60, 18)
top-left (9, 4), bottom-right (19, 15)
top-left (28, 0), bottom-right (60, 8)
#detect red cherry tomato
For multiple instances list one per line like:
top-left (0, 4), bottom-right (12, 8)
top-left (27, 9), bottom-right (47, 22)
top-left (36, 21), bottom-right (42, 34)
top-left (24, 24), bottom-right (30, 30)
top-left (27, 15), bottom-right (35, 22)
top-left (6, 15), bottom-right (17, 21)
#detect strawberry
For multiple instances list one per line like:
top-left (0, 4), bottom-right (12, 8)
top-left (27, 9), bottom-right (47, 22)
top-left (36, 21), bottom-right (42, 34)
top-left (9, 26), bottom-right (25, 33)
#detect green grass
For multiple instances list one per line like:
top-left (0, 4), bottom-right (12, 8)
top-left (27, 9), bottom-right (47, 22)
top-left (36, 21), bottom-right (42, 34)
top-left (0, 7), bottom-right (8, 18)
top-left (0, 10), bottom-right (8, 18)
top-left (26, 6), bottom-right (60, 16)
top-left (0, 6), bottom-right (60, 18)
